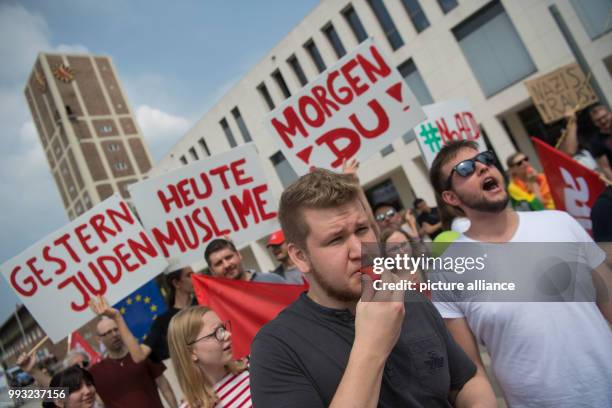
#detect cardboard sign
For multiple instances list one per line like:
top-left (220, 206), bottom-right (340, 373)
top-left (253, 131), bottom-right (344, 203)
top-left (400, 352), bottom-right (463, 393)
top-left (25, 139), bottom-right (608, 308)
top-left (0, 194), bottom-right (168, 343)
top-left (532, 137), bottom-right (605, 234)
top-left (264, 38), bottom-right (425, 175)
top-left (129, 143), bottom-right (278, 269)
top-left (524, 63), bottom-right (598, 124)
top-left (414, 99), bottom-right (486, 168)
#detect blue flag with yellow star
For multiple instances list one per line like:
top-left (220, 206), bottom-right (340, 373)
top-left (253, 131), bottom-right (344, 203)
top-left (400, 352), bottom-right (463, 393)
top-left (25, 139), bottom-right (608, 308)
top-left (114, 279), bottom-right (167, 342)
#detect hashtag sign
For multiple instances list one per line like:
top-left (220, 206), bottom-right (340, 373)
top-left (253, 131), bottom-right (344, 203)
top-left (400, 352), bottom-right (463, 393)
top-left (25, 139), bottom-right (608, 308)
top-left (419, 123), bottom-right (441, 153)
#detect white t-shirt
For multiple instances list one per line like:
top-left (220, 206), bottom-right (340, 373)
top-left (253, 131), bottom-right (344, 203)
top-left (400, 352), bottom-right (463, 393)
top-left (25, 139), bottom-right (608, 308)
top-left (434, 210), bottom-right (612, 408)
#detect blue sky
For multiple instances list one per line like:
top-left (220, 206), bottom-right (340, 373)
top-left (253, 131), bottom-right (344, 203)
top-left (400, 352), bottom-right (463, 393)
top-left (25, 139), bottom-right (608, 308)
top-left (0, 0), bottom-right (319, 324)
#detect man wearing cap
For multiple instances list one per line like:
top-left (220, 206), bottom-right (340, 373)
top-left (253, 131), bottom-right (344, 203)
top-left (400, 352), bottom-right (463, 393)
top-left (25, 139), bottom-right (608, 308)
top-left (267, 230), bottom-right (305, 284)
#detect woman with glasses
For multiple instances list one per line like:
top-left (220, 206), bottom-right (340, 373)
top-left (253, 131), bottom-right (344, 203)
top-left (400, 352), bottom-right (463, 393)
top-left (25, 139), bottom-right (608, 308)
top-left (506, 152), bottom-right (555, 211)
top-left (167, 306), bottom-right (251, 408)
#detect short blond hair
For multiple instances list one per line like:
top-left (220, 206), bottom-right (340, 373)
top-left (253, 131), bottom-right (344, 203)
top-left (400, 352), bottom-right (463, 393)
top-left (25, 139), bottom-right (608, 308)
top-left (167, 306), bottom-right (246, 408)
top-left (279, 168), bottom-right (360, 249)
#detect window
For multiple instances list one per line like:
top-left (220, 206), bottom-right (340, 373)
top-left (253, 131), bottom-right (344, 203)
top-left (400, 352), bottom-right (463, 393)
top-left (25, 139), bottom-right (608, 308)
top-left (437, 0), bottom-right (458, 14)
top-left (343, 5), bottom-right (368, 43)
top-left (287, 55), bottom-right (308, 86)
top-left (220, 118), bottom-right (237, 148)
top-left (323, 23), bottom-right (347, 58)
top-left (453, 1), bottom-right (536, 97)
top-left (270, 151), bottom-right (298, 188)
top-left (198, 138), bottom-right (211, 156)
top-left (100, 125), bottom-right (113, 133)
top-left (570, 0), bottom-right (612, 40)
top-left (179, 155), bottom-right (187, 165)
top-left (189, 147), bottom-right (199, 161)
top-left (400, 0), bottom-right (430, 33)
top-left (304, 39), bottom-right (327, 73)
top-left (257, 82), bottom-right (275, 110)
top-left (271, 70), bottom-right (291, 98)
top-left (367, 0), bottom-right (404, 50)
top-left (114, 162), bottom-right (128, 171)
top-left (380, 144), bottom-right (395, 156)
top-left (55, 146), bottom-right (62, 156)
top-left (231, 107), bottom-right (252, 143)
top-left (107, 143), bottom-right (120, 152)
top-left (398, 59), bottom-right (433, 144)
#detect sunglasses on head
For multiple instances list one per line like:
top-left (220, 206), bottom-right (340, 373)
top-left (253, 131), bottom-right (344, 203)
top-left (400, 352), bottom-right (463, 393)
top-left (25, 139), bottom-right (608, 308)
top-left (445, 151), bottom-right (496, 189)
top-left (511, 156), bottom-right (529, 167)
top-left (375, 208), bottom-right (396, 222)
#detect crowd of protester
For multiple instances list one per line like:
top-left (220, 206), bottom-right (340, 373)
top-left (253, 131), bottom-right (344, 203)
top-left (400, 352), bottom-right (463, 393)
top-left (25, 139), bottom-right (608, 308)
top-left (12, 103), bottom-right (611, 407)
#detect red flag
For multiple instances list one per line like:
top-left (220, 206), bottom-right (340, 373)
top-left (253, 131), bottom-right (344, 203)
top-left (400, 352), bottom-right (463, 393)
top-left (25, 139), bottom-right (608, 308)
top-left (192, 275), bottom-right (306, 359)
top-left (532, 137), bottom-right (605, 235)
top-left (69, 331), bottom-right (102, 365)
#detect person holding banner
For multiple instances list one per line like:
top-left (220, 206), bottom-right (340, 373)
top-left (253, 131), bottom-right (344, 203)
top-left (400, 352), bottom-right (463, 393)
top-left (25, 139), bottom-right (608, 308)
top-left (205, 238), bottom-right (285, 283)
top-left (89, 296), bottom-right (178, 408)
top-left (429, 140), bottom-right (612, 407)
top-left (167, 305), bottom-right (251, 408)
top-left (267, 230), bottom-right (305, 284)
top-left (506, 152), bottom-right (555, 211)
top-left (250, 169), bottom-right (496, 407)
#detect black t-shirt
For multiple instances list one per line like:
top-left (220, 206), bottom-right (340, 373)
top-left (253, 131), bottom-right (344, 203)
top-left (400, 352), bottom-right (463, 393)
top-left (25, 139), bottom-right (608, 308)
top-left (592, 185), bottom-right (612, 242)
top-left (250, 292), bottom-right (476, 408)
top-left (417, 208), bottom-right (442, 239)
top-left (590, 132), bottom-right (612, 165)
top-left (144, 298), bottom-right (197, 362)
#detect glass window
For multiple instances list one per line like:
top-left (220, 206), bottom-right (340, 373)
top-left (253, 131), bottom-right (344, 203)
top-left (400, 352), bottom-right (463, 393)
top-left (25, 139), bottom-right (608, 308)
top-left (198, 138), bottom-right (211, 156)
top-left (270, 151), bottom-right (298, 188)
top-left (570, 0), bottom-right (612, 40)
top-left (380, 144), bottom-right (395, 156)
top-left (114, 162), bottom-right (128, 171)
top-left (180, 155), bottom-right (187, 165)
top-left (323, 23), bottom-right (347, 58)
top-left (107, 143), bottom-right (120, 152)
top-left (342, 5), bottom-right (369, 43)
top-left (189, 147), bottom-right (199, 161)
top-left (397, 59), bottom-right (433, 144)
top-left (219, 118), bottom-right (237, 148)
top-left (231, 107), bottom-right (252, 143)
top-left (366, 0), bottom-right (404, 50)
top-left (271, 70), bottom-right (292, 98)
top-left (287, 55), bottom-right (308, 86)
top-left (304, 39), bottom-right (327, 73)
top-left (453, 1), bottom-right (536, 97)
top-left (437, 0), bottom-right (458, 14)
top-left (400, 0), bottom-right (430, 33)
top-left (257, 82), bottom-right (275, 110)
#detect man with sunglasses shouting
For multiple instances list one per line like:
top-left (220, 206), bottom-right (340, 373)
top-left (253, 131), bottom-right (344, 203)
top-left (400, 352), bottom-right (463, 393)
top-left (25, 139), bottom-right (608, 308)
top-left (429, 140), bottom-right (612, 407)
top-left (506, 152), bottom-right (555, 211)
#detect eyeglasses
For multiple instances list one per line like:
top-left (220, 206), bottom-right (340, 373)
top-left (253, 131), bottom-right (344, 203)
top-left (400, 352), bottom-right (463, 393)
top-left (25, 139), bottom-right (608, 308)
top-left (511, 157), bottom-right (529, 167)
top-left (99, 327), bottom-right (119, 337)
top-left (188, 321), bottom-right (231, 345)
top-left (375, 208), bottom-right (396, 222)
top-left (445, 151), bottom-right (496, 189)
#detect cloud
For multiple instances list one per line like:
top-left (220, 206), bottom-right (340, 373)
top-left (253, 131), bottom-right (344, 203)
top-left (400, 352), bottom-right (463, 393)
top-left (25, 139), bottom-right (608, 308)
top-left (136, 105), bottom-right (192, 161)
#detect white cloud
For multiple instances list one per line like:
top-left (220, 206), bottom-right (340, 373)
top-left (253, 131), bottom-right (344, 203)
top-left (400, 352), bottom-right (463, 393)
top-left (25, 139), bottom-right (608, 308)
top-left (136, 105), bottom-right (192, 161)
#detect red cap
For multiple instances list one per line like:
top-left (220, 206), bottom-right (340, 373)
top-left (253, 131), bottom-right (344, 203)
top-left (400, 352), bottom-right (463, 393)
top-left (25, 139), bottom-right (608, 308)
top-left (267, 230), bottom-right (285, 246)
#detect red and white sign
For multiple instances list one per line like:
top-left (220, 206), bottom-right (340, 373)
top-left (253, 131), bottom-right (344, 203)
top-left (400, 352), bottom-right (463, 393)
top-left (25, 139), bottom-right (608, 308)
top-left (0, 195), bottom-right (168, 343)
top-left (129, 143), bottom-right (278, 269)
top-left (532, 137), bottom-right (605, 234)
top-left (414, 99), bottom-right (486, 168)
top-left (69, 331), bottom-right (102, 365)
top-left (264, 38), bottom-right (425, 175)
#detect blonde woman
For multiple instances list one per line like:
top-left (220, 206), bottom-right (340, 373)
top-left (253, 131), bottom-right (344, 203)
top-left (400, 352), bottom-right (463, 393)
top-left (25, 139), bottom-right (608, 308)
top-left (168, 306), bottom-right (251, 408)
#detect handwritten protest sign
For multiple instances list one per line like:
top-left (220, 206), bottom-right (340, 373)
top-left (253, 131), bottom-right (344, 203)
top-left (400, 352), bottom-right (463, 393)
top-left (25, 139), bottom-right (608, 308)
top-left (532, 137), bottom-right (605, 234)
top-left (524, 63), bottom-right (598, 124)
top-left (264, 38), bottom-right (425, 175)
top-left (129, 143), bottom-right (278, 269)
top-left (0, 194), bottom-right (168, 343)
top-left (414, 99), bottom-right (486, 168)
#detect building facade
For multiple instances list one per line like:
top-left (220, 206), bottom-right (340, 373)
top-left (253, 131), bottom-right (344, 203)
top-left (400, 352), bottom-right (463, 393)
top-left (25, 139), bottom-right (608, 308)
top-left (24, 53), bottom-right (154, 220)
top-left (154, 0), bottom-right (612, 272)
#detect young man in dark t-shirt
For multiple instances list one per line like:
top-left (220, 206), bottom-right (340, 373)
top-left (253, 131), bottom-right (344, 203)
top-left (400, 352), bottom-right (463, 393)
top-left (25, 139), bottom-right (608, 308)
top-left (414, 198), bottom-right (443, 240)
top-left (250, 169), bottom-right (496, 407)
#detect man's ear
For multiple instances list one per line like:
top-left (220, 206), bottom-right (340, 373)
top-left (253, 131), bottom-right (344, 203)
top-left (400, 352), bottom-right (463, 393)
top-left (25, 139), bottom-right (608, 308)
top-left (441, 190), bottom-right (461, 208)
top-left (287, 243), bottom-right (311, 275)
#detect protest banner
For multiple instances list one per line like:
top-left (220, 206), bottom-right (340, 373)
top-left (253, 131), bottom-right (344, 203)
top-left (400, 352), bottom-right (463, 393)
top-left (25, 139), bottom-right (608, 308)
top-left (524, 63), bottom-right (598, 124)
top-left (532, 137), bottom-right (605, 234)
top-left (69, 331), bottom-right (101, 365)
top-left (129, 143), bottom-right (278, 270)
top-left (414, 99), bottom-right (486, 168)
top-left (0, 194), bottom-right (169, 343)
top-left (264, 38), bottom-right (425, 175)
top-left (193, 274), bottom-right (306, 358)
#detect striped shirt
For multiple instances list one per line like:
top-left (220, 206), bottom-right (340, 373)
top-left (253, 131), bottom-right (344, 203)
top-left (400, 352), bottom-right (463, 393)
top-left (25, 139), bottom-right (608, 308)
top-left (179, 370), bottom-right (251, 408)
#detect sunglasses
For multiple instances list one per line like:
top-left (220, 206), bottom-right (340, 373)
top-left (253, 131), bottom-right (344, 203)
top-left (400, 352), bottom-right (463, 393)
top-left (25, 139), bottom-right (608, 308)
top-left (511, 157), bottom-right (529, 167)
top-left (375, 208), bottom-right (396, 222)
top-left (445, 151), bottom-right (496, 189)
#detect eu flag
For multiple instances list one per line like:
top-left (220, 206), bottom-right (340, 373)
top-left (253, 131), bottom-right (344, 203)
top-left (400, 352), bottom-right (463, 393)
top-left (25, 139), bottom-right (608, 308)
top-left (114, 279), bottom-right (167, 342)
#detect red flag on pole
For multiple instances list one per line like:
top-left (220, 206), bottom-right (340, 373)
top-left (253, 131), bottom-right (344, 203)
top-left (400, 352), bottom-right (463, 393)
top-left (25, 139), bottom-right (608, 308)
top-left (69, 331), bottom-right (102, 365)
top-left (192, 275), bottom-right (307, 359)
top-left (531, 137), bottom-right (606, 235)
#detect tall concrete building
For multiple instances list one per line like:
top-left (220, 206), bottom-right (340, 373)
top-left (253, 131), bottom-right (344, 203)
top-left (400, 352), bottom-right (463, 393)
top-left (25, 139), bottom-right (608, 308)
top-left (24, 53), bottom-right (154, 220)
top-left (154, 0), bottom-right (612, 273)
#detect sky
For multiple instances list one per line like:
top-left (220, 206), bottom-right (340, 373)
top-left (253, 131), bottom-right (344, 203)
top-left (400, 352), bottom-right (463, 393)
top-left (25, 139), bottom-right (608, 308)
top-left (0, 0), bottom-right (320, 324)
